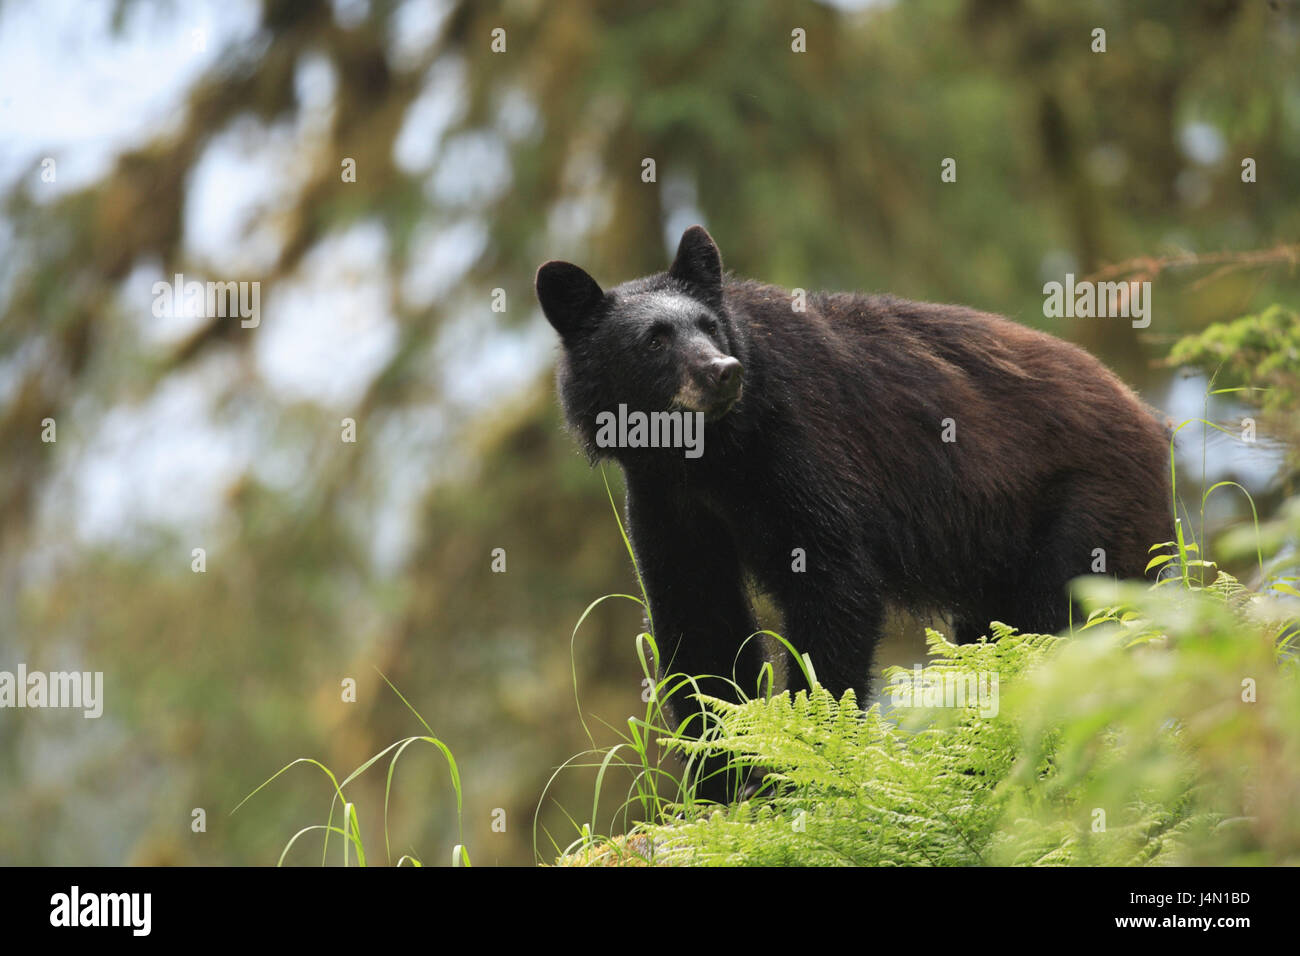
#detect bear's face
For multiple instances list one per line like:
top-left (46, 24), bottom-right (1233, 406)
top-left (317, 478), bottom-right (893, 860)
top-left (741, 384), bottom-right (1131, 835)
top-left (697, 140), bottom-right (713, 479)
top-left (536, 226), bottom-right (746, 459)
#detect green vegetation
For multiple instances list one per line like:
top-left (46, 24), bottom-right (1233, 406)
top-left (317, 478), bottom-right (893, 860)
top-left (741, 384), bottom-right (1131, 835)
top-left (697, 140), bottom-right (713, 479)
top-left (556, 563), bottom-right (1297, 866)
top-left (553, 519), bottom-right (1298, 866)
top-left (1168, 305), bottom-right (1300, 466)
top-left (235, 673), bottom-right (467, 867)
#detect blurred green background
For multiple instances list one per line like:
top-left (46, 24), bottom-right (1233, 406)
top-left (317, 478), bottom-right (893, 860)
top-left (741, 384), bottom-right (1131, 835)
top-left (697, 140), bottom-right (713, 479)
top-left (0, 0), bottom-right (1297, 865)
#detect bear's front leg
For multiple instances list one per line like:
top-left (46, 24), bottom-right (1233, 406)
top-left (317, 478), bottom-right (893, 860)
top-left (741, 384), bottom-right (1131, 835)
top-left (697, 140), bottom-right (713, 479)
top-left (778, 574), bottom-right (884, 706)
top-left (624, 473), bottom-right (765, 803)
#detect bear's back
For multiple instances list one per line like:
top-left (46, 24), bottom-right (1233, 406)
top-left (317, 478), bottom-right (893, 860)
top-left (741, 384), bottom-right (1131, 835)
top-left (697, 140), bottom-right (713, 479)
top-left (719, 276), bottom-right (1170, 574)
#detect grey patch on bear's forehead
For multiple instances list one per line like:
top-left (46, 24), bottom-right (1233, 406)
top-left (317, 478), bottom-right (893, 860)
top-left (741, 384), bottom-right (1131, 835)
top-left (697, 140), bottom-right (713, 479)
top-left (616, 290), bottom-right (708, 325)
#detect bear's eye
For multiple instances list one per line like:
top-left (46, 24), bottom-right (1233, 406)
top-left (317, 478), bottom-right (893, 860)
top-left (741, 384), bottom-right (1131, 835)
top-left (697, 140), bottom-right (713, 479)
top-left (698, 316), bottom-right (719, 335)
top-left (647, 326), bottom-right (671, 351)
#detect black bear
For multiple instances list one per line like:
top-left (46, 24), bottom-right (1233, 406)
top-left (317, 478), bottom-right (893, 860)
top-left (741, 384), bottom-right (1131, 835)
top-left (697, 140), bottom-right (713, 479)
top-left (536, 226), bottom-right (1172, 799)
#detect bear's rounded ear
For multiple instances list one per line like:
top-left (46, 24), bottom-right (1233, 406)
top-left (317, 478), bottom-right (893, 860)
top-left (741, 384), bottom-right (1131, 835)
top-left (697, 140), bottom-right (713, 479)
top-left (668, 225), bottom-right (722, 303)
top-left (535, 260), bottom-right (604, 339)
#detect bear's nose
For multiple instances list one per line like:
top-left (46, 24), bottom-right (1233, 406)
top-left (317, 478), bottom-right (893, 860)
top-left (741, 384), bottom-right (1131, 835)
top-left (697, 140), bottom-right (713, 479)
top-left (710, 357), bottom-right (743, 396)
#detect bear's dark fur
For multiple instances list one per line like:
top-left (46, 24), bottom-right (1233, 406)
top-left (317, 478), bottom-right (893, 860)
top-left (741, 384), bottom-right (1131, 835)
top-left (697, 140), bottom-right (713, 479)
top-left (537, 226), bottom-right (1172, 799)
